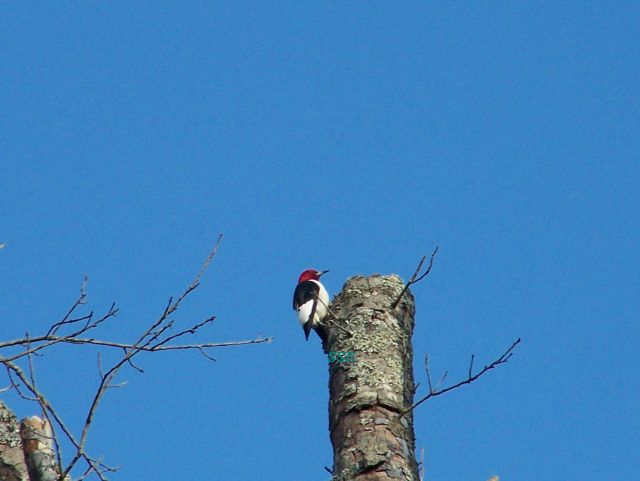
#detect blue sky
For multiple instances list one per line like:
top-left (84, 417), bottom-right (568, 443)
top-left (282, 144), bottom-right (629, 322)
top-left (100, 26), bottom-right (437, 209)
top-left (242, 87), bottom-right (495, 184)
top-left (1, 2), bottom-right (638, 480)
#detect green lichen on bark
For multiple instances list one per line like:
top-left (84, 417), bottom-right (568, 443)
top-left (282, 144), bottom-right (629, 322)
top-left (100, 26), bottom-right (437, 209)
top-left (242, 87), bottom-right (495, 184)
top-left (0, 401), bottom-right (29, 481)
top-left (327, 274), bottom-right (418, 481)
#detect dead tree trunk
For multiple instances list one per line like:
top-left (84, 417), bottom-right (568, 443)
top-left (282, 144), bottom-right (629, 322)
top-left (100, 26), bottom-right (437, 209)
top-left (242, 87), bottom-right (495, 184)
top-left (0, 402), bottom-right (63, 481)
top-left (325, 274), bottom-right (419, 481)
top-left (0, 401), bottom-right (28, 481)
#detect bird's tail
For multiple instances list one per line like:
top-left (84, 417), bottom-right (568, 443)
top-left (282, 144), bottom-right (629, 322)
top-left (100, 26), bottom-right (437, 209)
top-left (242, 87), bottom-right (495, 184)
top-left (303, 321), bottom-right (312, 341)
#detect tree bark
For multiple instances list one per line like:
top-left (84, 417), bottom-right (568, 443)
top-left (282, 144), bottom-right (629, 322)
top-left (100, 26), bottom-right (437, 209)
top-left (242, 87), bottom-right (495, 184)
top-left (326, 274), bottom-right (419, 481)
top-left (0, 401), bottom-right (29, 481)
top-left (0, 402), bottom-right (63, 481)
top-left (21, 416), bottom-right (61, 481)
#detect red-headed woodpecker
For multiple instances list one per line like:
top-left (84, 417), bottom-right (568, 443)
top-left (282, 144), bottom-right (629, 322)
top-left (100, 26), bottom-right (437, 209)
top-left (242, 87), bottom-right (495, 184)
top-left (293, 269), bottom-right (330, 341)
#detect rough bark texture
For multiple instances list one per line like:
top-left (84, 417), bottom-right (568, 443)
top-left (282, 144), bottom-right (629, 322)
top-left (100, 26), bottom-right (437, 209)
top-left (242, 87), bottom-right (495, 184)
top-left (0, 403), bottom-right (63, 481)
top-left (326, 275), bottom-right (418, 481)
top-left (21, 416), bottom-right (61, 481)
top-left (0, 401), bottom-right (29, 481)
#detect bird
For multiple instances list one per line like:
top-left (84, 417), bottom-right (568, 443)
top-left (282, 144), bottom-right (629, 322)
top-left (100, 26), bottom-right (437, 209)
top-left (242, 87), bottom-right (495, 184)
top-left (293, 269), bottom-right (330, 341)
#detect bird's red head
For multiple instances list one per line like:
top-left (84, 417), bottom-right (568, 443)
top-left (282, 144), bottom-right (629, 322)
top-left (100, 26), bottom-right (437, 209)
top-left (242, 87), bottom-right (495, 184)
top-left (298, 269), bottom-right (329, 284)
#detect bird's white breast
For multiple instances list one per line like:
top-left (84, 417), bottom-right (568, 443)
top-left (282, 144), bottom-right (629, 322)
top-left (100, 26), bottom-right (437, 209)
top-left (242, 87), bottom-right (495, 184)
top-left (296, 279), bottom-right (329, 326)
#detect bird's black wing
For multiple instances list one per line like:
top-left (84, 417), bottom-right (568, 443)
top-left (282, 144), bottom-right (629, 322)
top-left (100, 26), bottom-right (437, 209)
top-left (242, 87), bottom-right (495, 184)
top-left (294, 281), bottom-right (320, 341)
top-left (293, 281), bottom-right (320, 310)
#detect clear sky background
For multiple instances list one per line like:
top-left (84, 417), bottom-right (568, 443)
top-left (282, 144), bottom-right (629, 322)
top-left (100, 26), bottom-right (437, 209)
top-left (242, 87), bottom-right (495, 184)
top-left (1, 3), bottom-right (638, 481)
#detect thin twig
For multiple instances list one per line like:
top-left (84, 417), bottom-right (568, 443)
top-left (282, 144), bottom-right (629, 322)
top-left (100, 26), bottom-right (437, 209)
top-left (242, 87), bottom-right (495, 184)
top-left (391, 246), bottom-right (439, 309)
top-left (0, 234), bottom-right (273, 480)
top-left (46, 275), bottom-right (89, 336)
top-left (3, 335), bottom-right (272, 359)
top-left (314, 295), bottom-right (352, 337)
top-left (25, 335), bottom-right (65, 472)
top-left (166, 234), bottom-right (223, 317)
top-left (151, 316), bottom-right (216, 349)
top-left (424, 353), bottom-right (433, 393)
top-left (399, 338), bottom-right (521, 418)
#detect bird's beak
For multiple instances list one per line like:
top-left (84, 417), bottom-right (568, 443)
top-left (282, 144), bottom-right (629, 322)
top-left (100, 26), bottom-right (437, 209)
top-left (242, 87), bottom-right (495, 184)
top-left (318, 270), bottom-right (329, 276)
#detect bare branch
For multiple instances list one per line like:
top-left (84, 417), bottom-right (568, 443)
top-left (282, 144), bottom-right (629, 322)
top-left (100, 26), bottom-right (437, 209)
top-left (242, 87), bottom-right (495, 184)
top-left (150, 315), bottom-right (216, 349)
top-left (468, 354), bottom-right (475, 379)
top-left (3, 304), bottom-right (119, 363)
top-left (424, 353), bottom-right (433, 393)
top-left (2, 335), bottom-right (272, 359)
top-left (399, 338), bottom-right (521, 418)
top-left (0, 234), bottom-right (273, 480)
top-left (165, 234), bottom-right (223, 317)
top-left (196, 347), bottom-right (217, 362)
top-left (438, 369), bottom-right (448, 389)
top-left (47, 275), bottom-right (89, 336)
top-left (24, 335), bottom-right (66, 472)
top-left (391, 246), bottom-right (439, 309)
